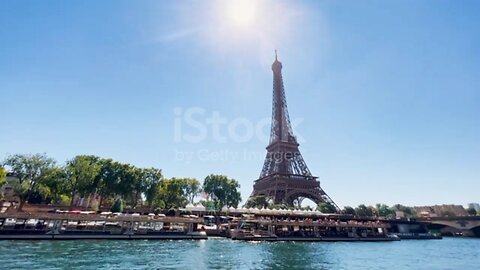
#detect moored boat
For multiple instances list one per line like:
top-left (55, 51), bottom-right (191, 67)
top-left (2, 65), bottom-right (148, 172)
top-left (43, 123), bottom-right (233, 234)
top-left (229, 218), bottom-right (399, 242)
top-left (0, 212), bottom-right (207, 240)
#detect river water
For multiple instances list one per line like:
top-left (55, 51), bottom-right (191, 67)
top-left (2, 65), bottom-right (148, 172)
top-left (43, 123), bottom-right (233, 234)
top-left (0, 237), bottom-right (479, 269)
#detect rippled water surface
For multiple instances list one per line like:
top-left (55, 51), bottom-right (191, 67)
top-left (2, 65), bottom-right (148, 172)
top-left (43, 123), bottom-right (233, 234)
top-left (1, 237), bottom-right (479, 269)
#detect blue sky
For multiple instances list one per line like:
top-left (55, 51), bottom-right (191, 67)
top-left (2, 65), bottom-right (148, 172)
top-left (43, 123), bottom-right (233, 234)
top-left (1, 0), bottom-right (479, 207)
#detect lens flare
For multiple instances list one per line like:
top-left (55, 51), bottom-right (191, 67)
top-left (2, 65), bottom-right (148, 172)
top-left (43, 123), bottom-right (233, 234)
top-left (227, 0), bottom-right (257, 28)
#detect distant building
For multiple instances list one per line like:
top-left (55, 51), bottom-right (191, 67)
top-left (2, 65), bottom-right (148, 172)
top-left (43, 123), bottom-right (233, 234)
top-left (0, 172), bottom-right (20, 202)
top-left (72, 194), bottom-right (101, 210)
top-left (414, 204), bottom-right (468, 217)
top-left (468, 203), bottom-right (480, 211)
top-left (395, 211), bottom-right (405, 218)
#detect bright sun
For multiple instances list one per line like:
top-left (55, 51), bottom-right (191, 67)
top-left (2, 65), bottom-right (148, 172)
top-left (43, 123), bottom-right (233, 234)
top-left (227, 0), bottom-right (257, 28)
top-left (205, 0), bottom-right (297, 54)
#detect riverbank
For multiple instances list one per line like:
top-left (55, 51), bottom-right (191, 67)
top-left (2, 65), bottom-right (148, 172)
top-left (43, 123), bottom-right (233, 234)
top-left (0, 212), bottom-right (207, 240)
top-left (0, 211), bottom-right (443, 242)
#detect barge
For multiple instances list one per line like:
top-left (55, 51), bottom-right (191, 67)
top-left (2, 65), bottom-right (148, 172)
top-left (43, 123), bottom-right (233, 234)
top-left (230, 218), bottom-right (399, 242)
top-left (0, 212), bottom-right (207, 240)
top-left (389, 233), bottom-right (442, 240)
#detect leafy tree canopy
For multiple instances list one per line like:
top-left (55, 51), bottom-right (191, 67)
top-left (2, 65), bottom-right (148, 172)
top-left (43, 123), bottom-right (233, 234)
top-left (111, 197), bottom-right (124, 213)
top-left (39, 167), bottom-right (68, 204)
top-left (65, 155), bottom-right (101, 209)
top-left (3, 153), bottom-right (56, 210)
top-left (376, 203), bottom-right (395, 217)
top-left (355, 204), bottom-right (374, 217)
top-left (244, 195), bottom-right (269, 209)
top-left (391, 204), bottom-right (416, 217)
top-left (317, 202), bottom-right (337, 213)
top-left (343, 206), bottom-right (356, 215)
top-left (182, 178), bottom-right (201, 204)
top-left (203, 174), bottom-right (241, 210)
top-left (467, 207), bottom-right (477, 216)
top-left (0, 166), bottom-right (6, 188)
top-left (155, 178), bottom-right (189, 209)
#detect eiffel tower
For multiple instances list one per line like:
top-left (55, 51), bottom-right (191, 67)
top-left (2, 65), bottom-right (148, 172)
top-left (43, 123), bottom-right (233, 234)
top-left (250, 52), bottom-right (339, 210)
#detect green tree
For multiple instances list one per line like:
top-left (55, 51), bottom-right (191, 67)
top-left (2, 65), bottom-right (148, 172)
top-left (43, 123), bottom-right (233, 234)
top-left (111, 197), bottom-right (124, 213)
top-left (0, 166), bottom-right (6, 188)
top-left (0, 166), bottom-right (7, 201)
top-left (110, 163), bottom-right (130, 201)
top-left (268, 204), bottom-right (288, 210)
top-left (156, 178), bottom-right (189, 209)
top-left (355, 204), bottom-right (374, 217)
top-left (203, 174), bottom-right (241, 211)
top-left (317, 202), bottom-right (337, 213)
top-left (182, 178), bottom-right (201, 203)
top-left (199, 200), bottom-right (216, 211)
top-left (95, 160), bottom-right (164, 208)
top-left (96, 159), bottom-right (128, 206)
top-left (244, 195), bottom-right (269, 208)
top-left (466, 208), bottom-right (477, 216)
top-left (343, 206), bottom-right (356, 215)
top-left (65, 155), bottom-right (101, 209)
top-left (391, 204), bottom-right (416, 217)
top-left (114, 163), bottom-right (143, 206)
top-left (128, 166), bottom-right (144, 208)
top-left (141, 168), bottom-right (164, 207)
top-left (3, 153), bottom-right (56, 210)
top-left (376, 203), bottom-right (395, 218)
top-left (96, 159), bottom-right (117, 206)
top-left (152, 199), bottom-right (166, 210)
top-left (39, 166), bottom-right (69, 204)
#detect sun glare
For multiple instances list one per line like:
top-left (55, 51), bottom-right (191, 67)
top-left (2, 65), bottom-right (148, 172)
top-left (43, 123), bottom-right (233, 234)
top-left (200, 0), bottom-right (303, 59)
top-left (227, 0), bottom-right (257, 28)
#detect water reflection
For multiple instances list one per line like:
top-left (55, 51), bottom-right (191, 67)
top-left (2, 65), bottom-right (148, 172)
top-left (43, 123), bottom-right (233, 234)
top-left (262, 242), bottom-right (331, 270)
top-left (1, 238), bottom-right (480, 269)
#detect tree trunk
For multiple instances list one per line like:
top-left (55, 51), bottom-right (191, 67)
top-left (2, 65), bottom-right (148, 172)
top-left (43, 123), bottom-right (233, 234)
top-left (18, 188), bottom-right (33, 212)
top-left (69, 179), bottom-right (78, 210)
top-left (19, 184), bottom-right (36, 212)
top-left (216, 202), bottom-right (223, 226)
top-left (69, 192), bottom-right (75, 210)
top-left (132, 193), bottom-right (138, 208)
top-left (85, 194), bottom-right (91, 209)
top-left (18, 198), bottom-right (26, 212)
top-left (99, 195), bottom-right (104, 210)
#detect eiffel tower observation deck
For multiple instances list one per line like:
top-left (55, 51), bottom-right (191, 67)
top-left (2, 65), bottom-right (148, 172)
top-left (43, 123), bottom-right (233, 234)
top-left (250, 52), bottom-right (339, 210)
